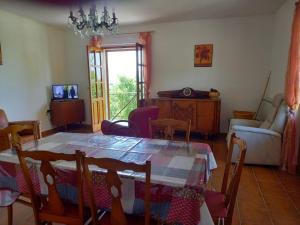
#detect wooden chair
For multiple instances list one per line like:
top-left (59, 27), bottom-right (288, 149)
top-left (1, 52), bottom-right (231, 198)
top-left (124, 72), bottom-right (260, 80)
top-left (0, 124), bottom-right (38, 150)
top-left (205, 133), bottom-right (247, 225)
top-left (148, 119), bottom-right (191, 143)
top-left (16, 149), bottom-right (85, 225)
top-left (0, 109), bottom-right (40, 151)
top-left (0, 125), bottom-right (36, 225)
top-left (82, 157), bottom-right (151, 225)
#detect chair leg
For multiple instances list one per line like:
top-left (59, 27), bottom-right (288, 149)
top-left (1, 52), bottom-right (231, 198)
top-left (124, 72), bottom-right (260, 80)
top-left (7, 205), bottom-right (13, 225)
top-left (217, 218), bottom-right (221, 225)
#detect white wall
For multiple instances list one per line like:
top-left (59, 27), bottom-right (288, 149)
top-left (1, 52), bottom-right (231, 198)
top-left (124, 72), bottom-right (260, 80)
top-left (0, 10), bottom-right (67, 131)
top-left (65, 15), bottom-right (274, 132)
top-left (269, 0), bottom-right (296, 97)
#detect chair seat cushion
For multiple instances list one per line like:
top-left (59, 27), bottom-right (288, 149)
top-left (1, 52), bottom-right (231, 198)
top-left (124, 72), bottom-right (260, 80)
top-left (205, 190), bottom-right (227, 218)
top-left (0, 189), bottom-right (20, 207)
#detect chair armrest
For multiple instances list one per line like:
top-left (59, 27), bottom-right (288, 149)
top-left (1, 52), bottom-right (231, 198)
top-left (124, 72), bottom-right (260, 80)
top-left (232, 125), bottom-right (281, 137)
top-left (9, 120), bottom-right (40, 139)
top-left (9, 120), bottom-right (40, 126)
top-left (229, 119), bottom-right (261, 128)
top-left (109, 120), bottom-right (129, 126)
top-left (102, 120), bottom-right (138, 137)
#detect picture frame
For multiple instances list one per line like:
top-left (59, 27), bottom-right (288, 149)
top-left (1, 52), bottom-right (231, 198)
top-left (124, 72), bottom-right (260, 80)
top-left (0, 44), bottom-right (2, 65)
top-left (194, 44), bottom-right (213, 67)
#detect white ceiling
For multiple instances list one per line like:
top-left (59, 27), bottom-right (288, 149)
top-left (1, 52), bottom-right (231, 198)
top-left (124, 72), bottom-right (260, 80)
top-left (0, 0), bottom-right (286, 27)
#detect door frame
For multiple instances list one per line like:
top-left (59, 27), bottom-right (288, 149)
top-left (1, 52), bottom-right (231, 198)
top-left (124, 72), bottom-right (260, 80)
top-left (104, 45), bottom-right (136, 120)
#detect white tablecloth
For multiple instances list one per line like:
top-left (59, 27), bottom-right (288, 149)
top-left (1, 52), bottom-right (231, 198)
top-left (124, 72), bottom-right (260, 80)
top-left (199, 202), bottom-right (214, 225)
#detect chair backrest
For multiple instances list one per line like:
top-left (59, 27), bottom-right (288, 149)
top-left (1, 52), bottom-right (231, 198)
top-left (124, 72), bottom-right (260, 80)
top-left (82, 157), bottom-right (151, 225)
top-left (269, 101), bottom-right (288, 133)
top-left (16, 149), bottom-right (84, 225)
top-left (128, 106), bottom-right (159, 138)
top-left (221, 133), bottom-right (247, 225)
top-left (259, 94), bottom-right (285, 129)
top-left (148, 118), bottom-right (191, 143)
top-left (0, 109), bottom-right (9, 129)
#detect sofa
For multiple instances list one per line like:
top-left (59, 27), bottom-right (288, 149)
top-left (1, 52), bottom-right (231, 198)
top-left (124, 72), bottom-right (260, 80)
top-left (227, 94), bottom-right (287, 165)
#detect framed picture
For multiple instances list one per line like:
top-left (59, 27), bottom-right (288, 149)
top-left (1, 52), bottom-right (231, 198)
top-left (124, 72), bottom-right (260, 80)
top-left (0, 44), bottom-right (2, 65)
top-left (194, 44), bottom-right (213, 67)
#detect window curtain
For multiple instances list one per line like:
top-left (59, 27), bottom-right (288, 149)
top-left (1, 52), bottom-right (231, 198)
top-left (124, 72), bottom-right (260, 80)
top-left (89, 36), bottom-right (102, 48)
top-left (138, 32), bottom-right (152, 101)
top-left (282, 1), bottom-right (300, 174)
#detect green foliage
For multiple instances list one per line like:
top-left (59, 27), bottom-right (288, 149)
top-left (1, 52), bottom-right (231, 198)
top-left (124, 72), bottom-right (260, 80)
top-left (110, 75), bottom-right (137, 120)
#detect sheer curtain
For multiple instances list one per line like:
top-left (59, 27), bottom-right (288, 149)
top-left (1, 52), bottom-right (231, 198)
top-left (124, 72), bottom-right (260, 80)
top-left (282, 1), bottom-right (300, 174)
top-left (138, 32), bottom-right (152, 101)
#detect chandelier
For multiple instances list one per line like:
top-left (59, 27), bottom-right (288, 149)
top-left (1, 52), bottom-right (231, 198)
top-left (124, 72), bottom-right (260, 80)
top-left (68, 4), bottom-right (119, 38)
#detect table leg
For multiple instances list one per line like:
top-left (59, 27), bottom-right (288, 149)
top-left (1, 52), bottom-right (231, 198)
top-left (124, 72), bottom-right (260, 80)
top-left (7, 205), bottom-right (12, 225)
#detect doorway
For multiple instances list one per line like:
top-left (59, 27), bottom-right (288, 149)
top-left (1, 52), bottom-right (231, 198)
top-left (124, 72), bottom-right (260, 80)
top-left (106, 49), bottom-right (137, 120)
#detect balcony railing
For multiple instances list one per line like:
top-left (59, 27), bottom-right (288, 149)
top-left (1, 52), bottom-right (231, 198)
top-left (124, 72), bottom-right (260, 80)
top-left (109, 92), bottom-right (137, 120)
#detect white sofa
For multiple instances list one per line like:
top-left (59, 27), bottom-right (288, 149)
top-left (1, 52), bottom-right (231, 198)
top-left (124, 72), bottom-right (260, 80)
top-left (227, 94), bottom-right (288, 166)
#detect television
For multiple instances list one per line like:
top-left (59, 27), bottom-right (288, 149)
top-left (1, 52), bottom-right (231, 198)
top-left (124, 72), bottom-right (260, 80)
top-left (52, 84), bottom-right (79, 100)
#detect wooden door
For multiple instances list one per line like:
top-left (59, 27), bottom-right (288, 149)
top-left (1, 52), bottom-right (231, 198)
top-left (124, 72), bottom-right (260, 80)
top-left (88, 47), bottom-right (106, 132)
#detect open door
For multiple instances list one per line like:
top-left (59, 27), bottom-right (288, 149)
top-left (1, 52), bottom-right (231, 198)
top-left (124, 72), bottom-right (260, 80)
top-left (136, 43), bottom-right (145, 107)
top-left (87, 47), bottom-right (106, 132)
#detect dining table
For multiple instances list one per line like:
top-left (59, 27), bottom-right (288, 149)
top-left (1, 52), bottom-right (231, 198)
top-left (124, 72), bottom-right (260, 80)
top-left (0, 132), bottom-right (217, 225)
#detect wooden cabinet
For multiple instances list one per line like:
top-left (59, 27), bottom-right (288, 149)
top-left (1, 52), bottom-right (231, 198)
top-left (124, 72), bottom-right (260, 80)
top-left (151, 98), bottom-right (220, 135)
top-left (50, 100), bottom-right (85, 128)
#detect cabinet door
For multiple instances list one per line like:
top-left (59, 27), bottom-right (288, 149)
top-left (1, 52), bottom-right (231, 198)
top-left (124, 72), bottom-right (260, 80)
top-left (172, 100), bottom-right (197, 131)
top-left (197, 101), bottom-right (215, 133)
top-left (152, 99), bottom-right (172, 119)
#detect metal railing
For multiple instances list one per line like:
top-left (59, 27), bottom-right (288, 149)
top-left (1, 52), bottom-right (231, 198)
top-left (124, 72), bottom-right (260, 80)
top-left (110, 92), bottom-right (137, 120)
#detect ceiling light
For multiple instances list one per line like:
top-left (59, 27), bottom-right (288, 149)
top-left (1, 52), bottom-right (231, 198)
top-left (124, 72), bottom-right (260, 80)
top-left (68, 4), bottom-right (119, 38)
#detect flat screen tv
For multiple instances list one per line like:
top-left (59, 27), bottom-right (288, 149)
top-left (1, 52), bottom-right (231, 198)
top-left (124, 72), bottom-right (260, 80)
top-left (52, 84), bottom-right (79, 100)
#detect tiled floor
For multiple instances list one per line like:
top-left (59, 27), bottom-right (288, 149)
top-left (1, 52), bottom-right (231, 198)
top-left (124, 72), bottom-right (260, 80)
top-left (0, 134), bottom-right (300, 225)
top-left (209, 136), bottom-right (300, 225)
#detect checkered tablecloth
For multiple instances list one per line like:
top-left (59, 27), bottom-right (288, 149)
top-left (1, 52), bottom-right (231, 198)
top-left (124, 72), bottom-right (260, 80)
top-left (0, 132), bottom-right (217, 225)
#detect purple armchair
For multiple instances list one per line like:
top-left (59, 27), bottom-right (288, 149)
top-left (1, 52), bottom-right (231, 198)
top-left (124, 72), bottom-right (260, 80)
top-left (101, 106), bottom-right (159, 138)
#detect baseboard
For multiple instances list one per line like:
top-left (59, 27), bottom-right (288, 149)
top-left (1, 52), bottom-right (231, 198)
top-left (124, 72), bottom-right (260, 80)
top-left (297, 165), bottom-right (300, 175)
top-left (41, 127), bottom-right (61, 137)
top-left (41, 124), bottom-right (93, 137)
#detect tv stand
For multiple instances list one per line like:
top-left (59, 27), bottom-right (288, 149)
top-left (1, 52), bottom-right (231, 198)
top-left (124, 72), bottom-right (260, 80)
top-left (50, 99), bottom-right (85, 129)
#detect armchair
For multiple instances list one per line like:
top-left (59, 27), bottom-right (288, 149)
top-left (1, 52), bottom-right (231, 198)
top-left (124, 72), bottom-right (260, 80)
top-left (227, 94), bottom-right (287, 165)
top-left (101, 106), bottom-right (159, 138)
top-left (0, 109), bottom-right (40, 151)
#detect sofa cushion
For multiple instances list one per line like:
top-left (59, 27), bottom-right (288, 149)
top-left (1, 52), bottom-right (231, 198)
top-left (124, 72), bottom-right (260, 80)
top-left (270, 102), bottom-right (287, 133)
top-left (259, 94), bottom-right (284, 129)
top-left (259, 120), bottom-right (272, 129)
top-left (259, 106), bottom-right (277, 129)
top-left (272, 94), bottom-right (284, 107)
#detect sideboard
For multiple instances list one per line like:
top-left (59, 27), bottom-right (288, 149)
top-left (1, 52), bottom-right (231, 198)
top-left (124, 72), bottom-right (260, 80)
top-left (150, 98), bottom-right (221, 135)
top-left (50, 99), bottom-right (85, 129)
